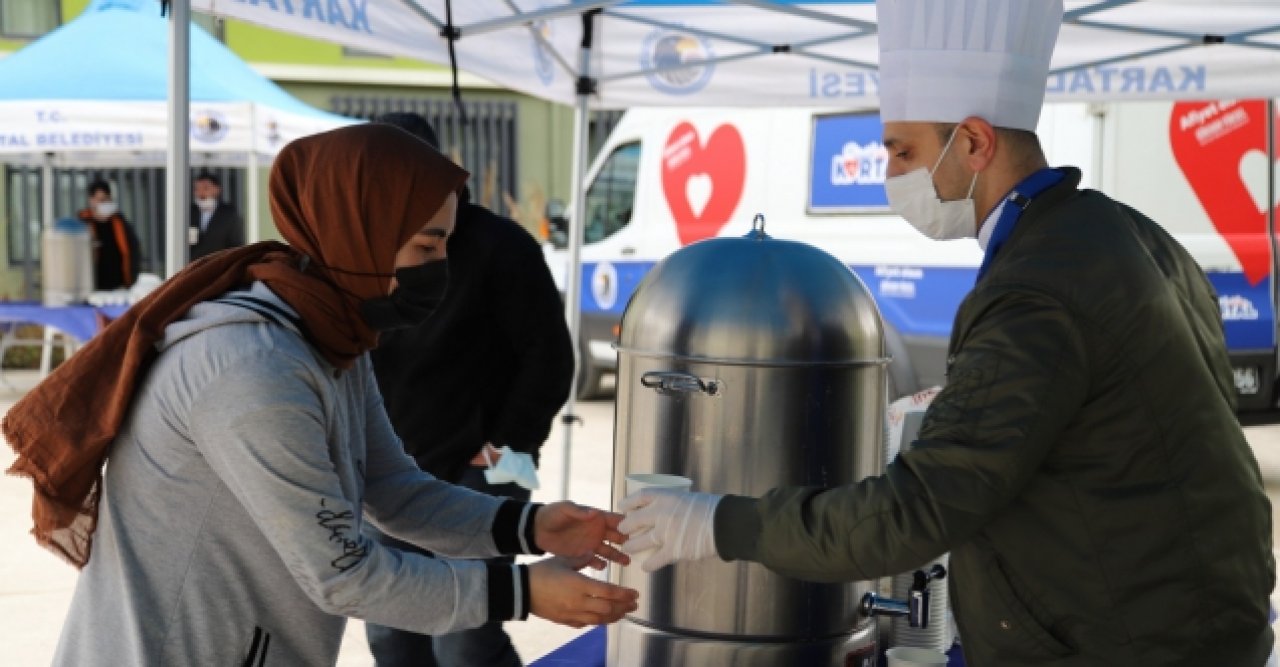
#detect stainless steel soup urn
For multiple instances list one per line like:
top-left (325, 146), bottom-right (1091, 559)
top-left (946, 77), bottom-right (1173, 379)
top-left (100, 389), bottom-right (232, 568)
top-left (608, 220), bottom-right (890, 666)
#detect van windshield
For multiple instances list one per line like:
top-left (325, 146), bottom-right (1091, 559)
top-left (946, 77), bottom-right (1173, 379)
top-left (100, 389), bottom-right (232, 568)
top-left (583, 142), bottom-right (640, 244)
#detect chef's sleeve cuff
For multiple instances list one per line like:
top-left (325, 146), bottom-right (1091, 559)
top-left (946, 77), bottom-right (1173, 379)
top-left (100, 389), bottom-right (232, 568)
top-left (714, 494), bottom-right (762, 562)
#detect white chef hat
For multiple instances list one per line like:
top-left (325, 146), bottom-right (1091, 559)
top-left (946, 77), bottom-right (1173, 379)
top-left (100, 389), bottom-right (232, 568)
top-left (877, 0), bottom-right (1064, 131)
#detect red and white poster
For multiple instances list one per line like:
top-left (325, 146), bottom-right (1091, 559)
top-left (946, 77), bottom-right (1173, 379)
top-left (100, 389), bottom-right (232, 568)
top-left (1170, 99), bottom-right (1280, 286)
top-left (661, 122), bottom-right (746, 246)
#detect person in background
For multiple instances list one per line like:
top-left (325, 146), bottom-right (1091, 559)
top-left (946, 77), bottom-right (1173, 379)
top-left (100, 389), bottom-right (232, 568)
top-left (4, 124), bottom-right (636, 666)
top-left (618, 1), bottom-right (1275, 665)
top-left (363, 111), bottom-right (576, 667)
top-left (189, 172), bottom-right (245, 261)
top-left (78, 179), bottom-right (141, 290)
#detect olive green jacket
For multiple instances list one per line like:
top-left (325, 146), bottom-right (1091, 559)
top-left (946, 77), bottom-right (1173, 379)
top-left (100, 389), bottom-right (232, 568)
top-left (717, 168), bottom-right (1275, 666)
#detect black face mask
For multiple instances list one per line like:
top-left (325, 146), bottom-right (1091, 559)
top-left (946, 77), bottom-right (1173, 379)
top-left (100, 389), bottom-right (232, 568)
top-left (360, 258), bottom-right (450, 332)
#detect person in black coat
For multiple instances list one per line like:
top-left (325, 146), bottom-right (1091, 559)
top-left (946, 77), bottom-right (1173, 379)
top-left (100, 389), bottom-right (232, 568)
top-left (365, 113), bottom-right (575, 667)
top-left (189, 173), bottom-right (244, 261)
top-left (78, 179), bottom-right (142, 290)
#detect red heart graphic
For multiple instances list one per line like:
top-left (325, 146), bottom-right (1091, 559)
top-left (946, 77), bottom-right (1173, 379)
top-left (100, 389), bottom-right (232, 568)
top-left (844, 157), bottom-right (861, 181)
top-left (1170, 100), bottom-right (1279, 285)
top-left (661, 122), bottom-right (747, 246)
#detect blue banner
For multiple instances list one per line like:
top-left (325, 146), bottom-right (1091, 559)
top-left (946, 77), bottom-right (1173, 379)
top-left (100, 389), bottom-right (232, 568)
top-left (580, 258), bottom-right (971, 345)
top-left (809, 113), bottom-right (889, 212)
top-left (1207, 271), bottom-right (1276, 350)
top-left (850, 265), bottom-right (974, 339)
top-left (579, 261), bottom-right (658, 315)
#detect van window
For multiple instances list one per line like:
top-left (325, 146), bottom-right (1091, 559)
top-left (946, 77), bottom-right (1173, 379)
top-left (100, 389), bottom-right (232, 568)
top-left (583, 142), bottom-right (640, 244)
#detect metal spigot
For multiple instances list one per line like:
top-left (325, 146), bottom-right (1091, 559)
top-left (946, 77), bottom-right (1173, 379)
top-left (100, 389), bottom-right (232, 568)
top-left (860, 564), bottom-right (948, 628)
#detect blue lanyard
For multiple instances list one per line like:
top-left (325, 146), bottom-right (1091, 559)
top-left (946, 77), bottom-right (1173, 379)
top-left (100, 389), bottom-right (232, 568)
top-left (976, 168), bottom-right (1065, 282)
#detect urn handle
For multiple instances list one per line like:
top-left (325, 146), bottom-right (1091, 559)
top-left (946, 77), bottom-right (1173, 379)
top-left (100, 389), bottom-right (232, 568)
top-left (640, 371), bottom-right (722, 397)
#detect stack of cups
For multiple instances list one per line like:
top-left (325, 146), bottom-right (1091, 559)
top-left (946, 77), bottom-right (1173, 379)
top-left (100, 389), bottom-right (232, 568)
top-left (884, 390), bottom-right (956, 653)
top-left (885, 646), bottom-right (949, 667)
top-left (889, 554), bottom-right (955, 652)
top-left (625, 473), bottom-right (693, 496)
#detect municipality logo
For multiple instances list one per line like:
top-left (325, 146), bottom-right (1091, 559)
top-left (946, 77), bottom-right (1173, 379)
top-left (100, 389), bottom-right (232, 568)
top-left (641, 29), bottom-right (714, 96)
top-left (191, 110), bottom-right (229, 144)
top-left (591, 262), bottom-right (619, 310)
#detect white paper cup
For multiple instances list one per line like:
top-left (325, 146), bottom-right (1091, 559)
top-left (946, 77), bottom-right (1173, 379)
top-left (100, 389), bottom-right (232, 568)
top-left (886, 646), bottom-right (948, 667)
top-left (625, 473), bottom-right (693, 496)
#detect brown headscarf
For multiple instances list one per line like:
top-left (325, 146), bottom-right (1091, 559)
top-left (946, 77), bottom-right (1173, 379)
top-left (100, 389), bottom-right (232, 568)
top-left (3, 124), bottom-right (468, 568)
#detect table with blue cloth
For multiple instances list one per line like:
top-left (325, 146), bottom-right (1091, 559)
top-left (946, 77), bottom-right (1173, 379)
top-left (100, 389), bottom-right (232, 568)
top-left (0, 302), bottom-right (128, 341)
top-left (0, 302), bottom-right (130, 378)
top-left (529, 626), bottom-right (967, 666)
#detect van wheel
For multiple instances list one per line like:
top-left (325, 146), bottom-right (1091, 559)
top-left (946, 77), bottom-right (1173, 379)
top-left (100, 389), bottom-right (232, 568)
top-left (576, 343), bottom-right (606, 401)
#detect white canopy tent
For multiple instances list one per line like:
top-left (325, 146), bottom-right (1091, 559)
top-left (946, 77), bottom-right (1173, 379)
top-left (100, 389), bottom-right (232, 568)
top-left (0, 99), bottom-right (348, 169)
top-left (185, 0), bottom-right (1280, 497)
top-left (189, 0), bottom-right (1280, 108)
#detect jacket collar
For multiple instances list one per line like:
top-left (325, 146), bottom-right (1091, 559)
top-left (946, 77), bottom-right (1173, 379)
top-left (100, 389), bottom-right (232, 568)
top-left (1020, 166), bottom-right (1082, 220)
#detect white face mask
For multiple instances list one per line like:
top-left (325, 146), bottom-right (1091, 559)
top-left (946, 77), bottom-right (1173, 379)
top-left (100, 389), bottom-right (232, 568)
top-left (482, 445), bottom-right (540, 491)
top-left (196, 197), bottom-right (218, 213)
top-left (884, 127), bottom-right (979, 241)
top-left (92, 201), bottom-right (119, 220)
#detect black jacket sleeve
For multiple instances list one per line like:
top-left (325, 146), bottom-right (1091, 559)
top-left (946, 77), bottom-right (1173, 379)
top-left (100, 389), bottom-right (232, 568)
top-left (715, 287), bottom-right (1090, 581)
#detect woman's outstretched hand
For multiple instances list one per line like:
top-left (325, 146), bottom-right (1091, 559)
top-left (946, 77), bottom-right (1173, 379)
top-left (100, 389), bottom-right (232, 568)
top-left (534, 501), bottom-right (631, 570)
top-left (528, 558), bottom-right (639, 628)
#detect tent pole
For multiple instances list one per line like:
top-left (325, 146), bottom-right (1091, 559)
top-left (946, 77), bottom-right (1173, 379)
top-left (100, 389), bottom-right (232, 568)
top-left (39, 153), bottom-right (54, 301)
top-left (559, 10), bottom-right (599, 502)
top-left (247, 105), bottom-right (261, 245)
top-left (1269, 98), bottom-right (1277, 407)
top-left (165, 0), bottom-right (191, 279)
top-left (247, 157), bottom-right (261, 244)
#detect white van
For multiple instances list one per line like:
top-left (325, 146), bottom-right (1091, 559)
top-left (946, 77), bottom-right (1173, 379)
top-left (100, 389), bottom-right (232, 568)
top-left (545, 100), bottom-right (1279, 412)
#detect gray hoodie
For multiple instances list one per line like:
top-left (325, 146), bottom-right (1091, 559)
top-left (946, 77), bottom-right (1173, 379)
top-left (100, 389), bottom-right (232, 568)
top-left (54, 283), bottom-right (535, 666)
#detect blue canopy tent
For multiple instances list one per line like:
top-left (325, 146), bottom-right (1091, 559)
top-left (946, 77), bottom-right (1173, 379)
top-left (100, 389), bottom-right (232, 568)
top-left (0, 0), bottom-right (352, 291)
top-left (0, 0), bottom-right (350, 166)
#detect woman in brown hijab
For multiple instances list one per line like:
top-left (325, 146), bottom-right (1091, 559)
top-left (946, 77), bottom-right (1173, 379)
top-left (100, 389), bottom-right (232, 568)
top-left (4, 124), bottom-right (636, 666)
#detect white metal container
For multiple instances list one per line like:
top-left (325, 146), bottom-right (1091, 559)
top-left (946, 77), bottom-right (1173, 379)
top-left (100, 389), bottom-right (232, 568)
top-left (41, 219), bottom-right (94, 307)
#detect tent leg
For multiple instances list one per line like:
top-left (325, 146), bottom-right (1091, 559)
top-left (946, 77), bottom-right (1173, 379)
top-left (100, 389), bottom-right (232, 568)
top-left (38, 153), bottom-right (54, 301)
top-left (247, 157), bottom-right (260, 245)
top-left (248, 105), bottom-right (261, 245)
top-left (1268, 99), bottom-right (1277, 407)
top-left (559, 10), bottom-right (599, 502)
top-left (165, 0), bottom-right (191, 279)
top-left (247, 104), bottom-right (261, 245)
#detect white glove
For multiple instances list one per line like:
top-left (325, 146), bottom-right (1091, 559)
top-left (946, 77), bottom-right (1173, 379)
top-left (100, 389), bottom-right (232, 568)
top-left (617, 489), bottom-right (723, 572)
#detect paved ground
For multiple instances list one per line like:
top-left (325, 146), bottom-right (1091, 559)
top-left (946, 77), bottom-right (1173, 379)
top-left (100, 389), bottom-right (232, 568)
top-left (1, 369), bottom-right (1278, 665)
